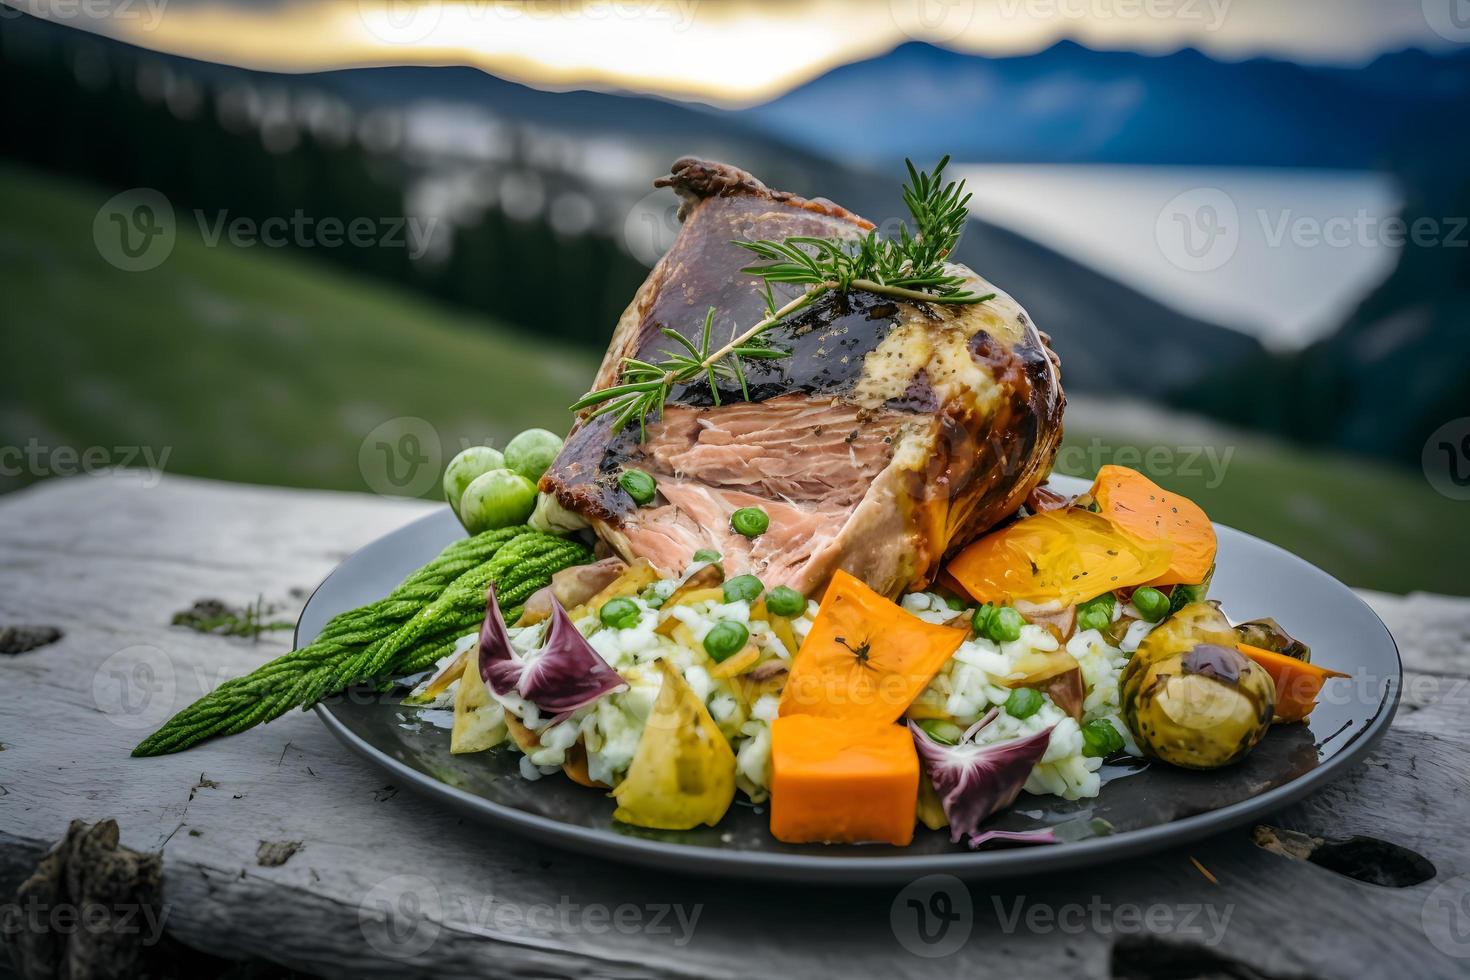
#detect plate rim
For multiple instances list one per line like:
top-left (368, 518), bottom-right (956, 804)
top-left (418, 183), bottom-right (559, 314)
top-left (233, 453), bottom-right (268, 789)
top-left (306, 486), bottom-right (1402, 883)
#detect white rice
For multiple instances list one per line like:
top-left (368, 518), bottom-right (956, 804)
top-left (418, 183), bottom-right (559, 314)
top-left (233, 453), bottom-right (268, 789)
top-left (917, 622), bottom-right (1142, 801)
top-left (420, 573), bottom-right (1142, 807)
top-left (446, 585), bottom-right (820, 798)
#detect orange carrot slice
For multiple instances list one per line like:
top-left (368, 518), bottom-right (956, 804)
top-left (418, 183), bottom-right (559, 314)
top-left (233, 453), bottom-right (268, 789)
top-left (779, 570), bottom-right (966, 724)
top-left (1237, 642), bottom-right (1349, 723)
top-left (1091, 465), bottom-right (1216, 587)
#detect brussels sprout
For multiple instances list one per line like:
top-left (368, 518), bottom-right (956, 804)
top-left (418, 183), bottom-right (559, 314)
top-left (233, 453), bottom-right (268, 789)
top-left (504, 428), bottom-right (564, 483)
top-left (459, 469), bottom-right (537, 533)
top-left (1234, 617), bottom-right (1311, 662)
top-left (443, 446), bottom-right (505, 519)
top-left (1119, 602), bottom-right (1275, 769)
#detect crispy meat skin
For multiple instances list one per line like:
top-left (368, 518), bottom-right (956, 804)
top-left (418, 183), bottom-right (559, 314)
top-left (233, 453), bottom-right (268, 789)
top-left (543, 159), bottom-right (1064, 597)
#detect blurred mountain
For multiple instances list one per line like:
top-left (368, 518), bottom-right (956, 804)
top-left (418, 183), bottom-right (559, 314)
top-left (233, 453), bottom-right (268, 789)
top-left (1175, 124), bottom-right (1470, 467)
top-left (732, 40), bottom-right (1470, 167)
top-left (0, 11), bottom-right (1261, 399)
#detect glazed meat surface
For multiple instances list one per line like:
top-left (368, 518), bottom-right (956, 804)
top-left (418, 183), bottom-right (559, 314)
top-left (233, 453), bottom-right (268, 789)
top-left (542, 158), bottom-right (1064, 598)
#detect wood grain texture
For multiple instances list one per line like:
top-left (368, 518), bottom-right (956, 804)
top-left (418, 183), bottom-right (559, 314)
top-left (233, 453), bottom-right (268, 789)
top-left (2, 474), bottom-right (1468, 979)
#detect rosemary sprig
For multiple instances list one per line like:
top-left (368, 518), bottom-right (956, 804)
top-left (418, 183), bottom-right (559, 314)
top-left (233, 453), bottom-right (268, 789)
top-left (572, 156), bottom-right (995, 437)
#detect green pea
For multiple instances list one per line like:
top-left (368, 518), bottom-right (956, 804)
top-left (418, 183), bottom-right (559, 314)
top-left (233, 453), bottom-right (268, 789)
top-left (639, 584), bottom-right (667, 609)
top-left (729, 507), bottom-right (769, 538)
top-left (765, 586), bottom-right (806, 618)
top-left (1077, 593), bottom-right (1116, 633)
top-left (618, 468), bottom-right (657, 506)
top-left (1005, 687), bottom-right (1044, 720)
top-left (722, 574), bottom-right (764, 603)
top-left (918, 718), bottom-right (966, 745)
top-left (1081, 718), bottom-right (1125, 758)
top-left (599, 597), bottom-right (641, 630)
top-left (971, 602), bottom-right (997, 636)
top-left (1131, 586), bottom-right (1170, 623)
top-left (944, 595), bottom-right (968, 612)
top-left (988, 606), bottom-right (1025, 643)
top-left (703, 621), bottom-right (749, 662)
top-left (692, 548), bottom-right (721, 564)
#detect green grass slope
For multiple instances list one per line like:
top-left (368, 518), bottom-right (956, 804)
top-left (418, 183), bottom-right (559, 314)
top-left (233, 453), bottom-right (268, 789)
top-left (0, 163), bottom-right (597, 497)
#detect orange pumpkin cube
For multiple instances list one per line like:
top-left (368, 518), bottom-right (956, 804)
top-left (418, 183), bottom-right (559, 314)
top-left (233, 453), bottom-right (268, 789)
top-left (778, 570), bottom-right (966, 724)
top-left (769, 715), bottom-right (918, 846)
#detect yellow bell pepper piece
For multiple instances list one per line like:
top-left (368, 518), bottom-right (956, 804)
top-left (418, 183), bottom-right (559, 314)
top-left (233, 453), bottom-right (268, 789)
top-left (611, 659), bottom-right (736, 830)
top-left (450, 655), bottom-right (507, 754)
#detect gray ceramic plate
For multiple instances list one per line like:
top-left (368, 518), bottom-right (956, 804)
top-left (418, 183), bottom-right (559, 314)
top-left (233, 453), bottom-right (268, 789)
top-left (307, 476), bottom-right (1400, 883)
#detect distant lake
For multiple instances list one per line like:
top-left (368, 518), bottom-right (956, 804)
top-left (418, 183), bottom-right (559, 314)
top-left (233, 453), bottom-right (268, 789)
top-left (957, 165), bottom-right (1402, 350)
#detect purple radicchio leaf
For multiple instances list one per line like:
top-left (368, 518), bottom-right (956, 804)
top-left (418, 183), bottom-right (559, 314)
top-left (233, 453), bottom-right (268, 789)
top-left (479, 582), bottom-right (626, 722)
top-left (909, 717), bottom-right (1055, 848)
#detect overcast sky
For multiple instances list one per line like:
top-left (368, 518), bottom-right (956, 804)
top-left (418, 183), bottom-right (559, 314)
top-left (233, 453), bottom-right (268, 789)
top-left (9, 0), bottom-right (1466, 103)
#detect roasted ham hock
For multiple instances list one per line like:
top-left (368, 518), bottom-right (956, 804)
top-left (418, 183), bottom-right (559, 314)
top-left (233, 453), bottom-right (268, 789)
top-left (542, 159), bottom-right (1064, 598)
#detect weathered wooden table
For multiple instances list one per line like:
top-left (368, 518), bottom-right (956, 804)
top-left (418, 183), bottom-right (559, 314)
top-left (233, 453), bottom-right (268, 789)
top-left (3, 474), bottom-right (1468, 978)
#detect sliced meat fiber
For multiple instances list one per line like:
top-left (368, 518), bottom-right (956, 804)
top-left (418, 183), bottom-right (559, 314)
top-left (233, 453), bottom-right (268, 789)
top-left (542, 158), bottom-right (1064, 598)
